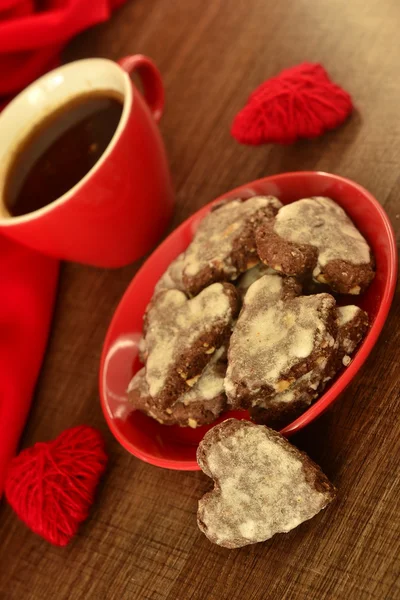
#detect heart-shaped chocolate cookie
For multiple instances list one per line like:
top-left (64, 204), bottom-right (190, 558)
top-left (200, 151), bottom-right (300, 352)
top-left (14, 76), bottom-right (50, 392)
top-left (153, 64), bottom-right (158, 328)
top-left (256, 197), bottom-right (375, 295)
top-left (143, 282), bottom-right (239, 408)
top-left (197, 419), bottom-right (336, 548)
top-left (181, 196), bottom-right (282, 296)
top-left (225, 290), bottom-right (338, 413)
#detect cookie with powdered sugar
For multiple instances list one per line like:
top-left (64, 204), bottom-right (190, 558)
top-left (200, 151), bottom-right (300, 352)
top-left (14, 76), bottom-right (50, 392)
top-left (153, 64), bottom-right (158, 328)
top-left (250, 304), bottom-right (369, 429)
top-left (154, 252), bottom-right (186, 294)
top-left (143, 282), bottom-right (239, 408)
top-left (181, 196), bottom-right (282, 296)
top-left (197, 419), bottom-right (336, 548)
top-left (135, 253), bottom-right (189, 362)
top-left (128, 348), bottom-right (227, 428)
top-left (256, 197), bottom-right (374, 294)
top-left (225, 286), bottom-right (338, 421)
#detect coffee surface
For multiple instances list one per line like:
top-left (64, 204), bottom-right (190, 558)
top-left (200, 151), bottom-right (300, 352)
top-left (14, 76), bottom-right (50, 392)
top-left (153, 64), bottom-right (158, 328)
top-left (5, 91), bottom-right (123, 217)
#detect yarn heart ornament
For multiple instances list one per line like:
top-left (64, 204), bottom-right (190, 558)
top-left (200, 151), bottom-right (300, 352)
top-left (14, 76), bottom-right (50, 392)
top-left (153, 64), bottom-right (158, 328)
top-left (231, 63), bottom-right (353, 145)
top-left (5, 425), bottom-right (108, 546)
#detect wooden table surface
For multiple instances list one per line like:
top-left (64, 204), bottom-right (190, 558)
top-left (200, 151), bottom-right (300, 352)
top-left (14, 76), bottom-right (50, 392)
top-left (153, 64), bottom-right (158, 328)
top-left (1, 0), bottom-right (400, 598)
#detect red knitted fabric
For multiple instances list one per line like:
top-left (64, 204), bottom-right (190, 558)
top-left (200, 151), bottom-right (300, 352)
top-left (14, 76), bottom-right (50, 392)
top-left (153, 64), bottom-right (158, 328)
top-left (5, 426), bottom-right (108, 546)
top-left (231, 63), bottom-right (353, 145)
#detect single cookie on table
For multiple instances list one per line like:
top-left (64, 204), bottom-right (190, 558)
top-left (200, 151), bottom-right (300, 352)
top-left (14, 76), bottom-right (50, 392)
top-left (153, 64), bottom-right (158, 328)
top-left (128, 349), bottom-right (227, 428)
top-left (181, 196), bottom-right (282, 296)
top-left (197, 419), bottom-right (336, 548)
top-left (143, 282), bottom-right (239, 409)
top-left (225, 288), bottom-right (338, 420)
top-left (250, 304), bottom-right (369, 428)
top-left (256, 197), bottom-right (375, 294)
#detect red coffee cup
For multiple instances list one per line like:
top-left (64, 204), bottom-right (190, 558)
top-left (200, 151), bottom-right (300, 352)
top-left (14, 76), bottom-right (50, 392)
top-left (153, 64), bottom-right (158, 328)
top-left (0, 55), bottom-right (174, 267)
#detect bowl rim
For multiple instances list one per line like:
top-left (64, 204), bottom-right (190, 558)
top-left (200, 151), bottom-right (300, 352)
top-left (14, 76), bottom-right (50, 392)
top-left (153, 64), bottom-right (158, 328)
top-left (99, 171), bottom-right (398, 469)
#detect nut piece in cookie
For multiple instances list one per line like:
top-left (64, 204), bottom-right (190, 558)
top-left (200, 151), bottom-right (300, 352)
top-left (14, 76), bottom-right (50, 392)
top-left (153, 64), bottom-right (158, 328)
top-left (143, 282), bottom-right (239, 408)
top-left (181, 196), bottom-right (282, 295)
top-left (256, 197), bottom-right (374, 294)
top-left (197, 419), bottom-right (336, 548)
top-left (225, 287), bottom-right (338, 417)
top-left (128, 350), bottom-right (227, 428)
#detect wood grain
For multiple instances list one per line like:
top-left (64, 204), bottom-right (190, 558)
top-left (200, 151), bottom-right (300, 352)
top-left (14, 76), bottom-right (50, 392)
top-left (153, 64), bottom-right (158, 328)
top-left (1, 0), bottom-right (400, 598)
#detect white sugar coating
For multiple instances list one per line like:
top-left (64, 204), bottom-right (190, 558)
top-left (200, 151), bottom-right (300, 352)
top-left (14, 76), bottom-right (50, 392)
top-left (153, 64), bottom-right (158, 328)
top-left (145, 283), bottom-right (233, 397)
top-left (183, 196), bottom-right (282, 278)
top-left (274, 197), bottom-right (371, 272)
top-left (336, 305), bottom-right (360, 326)
top-left (127, 368), bottom-right (144, 393)
top-left (195, 368), bottom-right (224, 400)
top-left (182, 348), bottom-right (225, 404)
top-left (223, 375), bottom-right (236, 398)
top-left (137, 336), bottom-right (147, 362)
top-left (271, 388), bottom-right (295, 404)
top-left (154, 252), bottom-right (186, 293)
top-left (336, 305), bottom-right (368, 356)
top-left (236, 263), bottom-right (275, 295)
top-left (198, 422), bottom-right (333, 546)
top-left (225, 288), bottom-right (336, 399)
top-left (341, 338), bottom-right (353, 353)
top-left (244, 272), bottom-right (283, 305)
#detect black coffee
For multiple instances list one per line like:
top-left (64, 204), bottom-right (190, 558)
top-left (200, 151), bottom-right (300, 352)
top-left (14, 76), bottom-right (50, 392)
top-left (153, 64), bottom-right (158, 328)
top-left (5, 91), bottom-right (123, 217)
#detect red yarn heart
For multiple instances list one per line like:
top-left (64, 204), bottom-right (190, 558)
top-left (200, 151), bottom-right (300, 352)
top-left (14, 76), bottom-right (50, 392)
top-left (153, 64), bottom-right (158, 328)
top-left (5, 426), bottom-right (107, 546)
top-left (231, 63), bottom-right (353, 145)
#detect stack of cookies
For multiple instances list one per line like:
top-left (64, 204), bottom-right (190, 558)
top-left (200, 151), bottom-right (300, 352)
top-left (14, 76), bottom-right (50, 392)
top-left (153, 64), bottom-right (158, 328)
top-left (128, 195), bottom-right (373, 430)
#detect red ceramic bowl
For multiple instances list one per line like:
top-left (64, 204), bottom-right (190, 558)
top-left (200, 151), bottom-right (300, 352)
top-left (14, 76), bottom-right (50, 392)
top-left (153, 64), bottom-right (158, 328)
top-left (100, 172), bottom-right (397, 470)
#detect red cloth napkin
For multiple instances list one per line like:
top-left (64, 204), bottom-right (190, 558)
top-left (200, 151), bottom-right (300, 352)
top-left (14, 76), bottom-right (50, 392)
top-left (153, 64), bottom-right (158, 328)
top-left (0, 236), bottom-right (59, 496)
top-left (0, 0), bottom-right (126, 496)
top-left (0, 0), bottom-right (125, 496)
top-left (0, 0), bottom-right (126, 103)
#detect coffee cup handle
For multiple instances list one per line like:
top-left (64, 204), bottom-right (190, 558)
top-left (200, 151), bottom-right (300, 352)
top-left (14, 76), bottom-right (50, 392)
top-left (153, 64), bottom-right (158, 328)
top-left (118, 55), bottom-right (164, 123)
